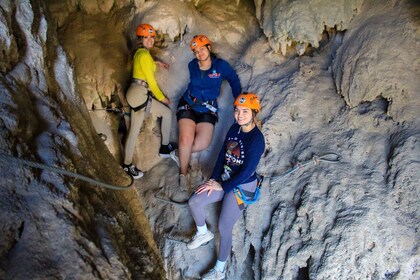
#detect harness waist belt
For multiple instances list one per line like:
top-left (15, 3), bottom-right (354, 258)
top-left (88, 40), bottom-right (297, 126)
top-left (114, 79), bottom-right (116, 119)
top-left (177, 103), bottom-right (217, 114)
top-left (184, 92), bottom-right (218, 113)
top-left (203, 101), bottom-right (217, 113)
top-left (132, 78), bottom-right (149, 88)
top-left (238, 188), bottom-right (255, 197)
top-left (177, 105), bottom-right (190, 112)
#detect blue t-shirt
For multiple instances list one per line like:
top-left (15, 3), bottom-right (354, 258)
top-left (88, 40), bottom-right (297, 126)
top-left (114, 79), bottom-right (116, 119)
top-left (211, 123), bottom-right (265, 193)
top-left (184, 56), bottom-right (241, 105)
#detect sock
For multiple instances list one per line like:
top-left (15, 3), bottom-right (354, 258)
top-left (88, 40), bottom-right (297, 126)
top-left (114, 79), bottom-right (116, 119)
top-left (215, 260), bottom-right (226, 272)
top-left (197, 224), bottom-right (208, 235)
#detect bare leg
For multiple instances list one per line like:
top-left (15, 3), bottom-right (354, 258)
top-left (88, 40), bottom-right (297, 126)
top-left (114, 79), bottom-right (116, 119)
top-left (178, 120), bottom-right (214, 175)
top-left (192, 122), bottom-right (214, 153)
top-left (178, 119), bottom-right (196, 175)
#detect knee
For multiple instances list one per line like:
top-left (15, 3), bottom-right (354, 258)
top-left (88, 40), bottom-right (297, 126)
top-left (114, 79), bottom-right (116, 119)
top-left (188, 194), bottom-right (197, 208)
top-left (179, 133), bottom-right (194, 147)
top-left (188, 194), bottom-right (199, 209)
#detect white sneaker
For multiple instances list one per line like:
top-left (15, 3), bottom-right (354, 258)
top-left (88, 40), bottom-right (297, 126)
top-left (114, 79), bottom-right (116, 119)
top-left (179, 173), bottom-right (190, 192)
top-left (201, 268), bottom-right (226, 280)
top-left (170, 150), bottom-right (180, 167)
top-left (187, 230), bottom-right (214, 250)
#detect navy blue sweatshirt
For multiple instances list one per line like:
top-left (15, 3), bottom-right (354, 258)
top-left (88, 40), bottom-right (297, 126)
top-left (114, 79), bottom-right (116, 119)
top-left (184, 56), bottom-right (241, 104)
top-left (211, 123), bottom-right (265, 193)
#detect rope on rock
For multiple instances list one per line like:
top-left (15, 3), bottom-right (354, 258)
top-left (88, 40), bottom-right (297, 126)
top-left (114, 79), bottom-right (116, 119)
top-left (88, 106), bottom-right (130, 116)
top-left (154, 188), bottom-right (189, 207)
top-left (0, 153), bottom-right (133, 190)
top-left (269, 153), bottom-right (340, 185)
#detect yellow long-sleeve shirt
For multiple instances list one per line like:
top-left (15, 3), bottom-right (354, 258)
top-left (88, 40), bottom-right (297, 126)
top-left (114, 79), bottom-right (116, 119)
top-left (132, 48), bottom-right (165, 101)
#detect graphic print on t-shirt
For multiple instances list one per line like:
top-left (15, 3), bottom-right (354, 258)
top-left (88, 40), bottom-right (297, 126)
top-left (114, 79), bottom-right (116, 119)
top-left (225, 137), bottom-right (244, 166)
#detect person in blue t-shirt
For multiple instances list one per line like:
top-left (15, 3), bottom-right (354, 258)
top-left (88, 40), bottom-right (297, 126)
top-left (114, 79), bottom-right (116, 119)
top-left (186, 92), bottom-right (265, 280)
top-left (171, 35), bottom-right (241, 191)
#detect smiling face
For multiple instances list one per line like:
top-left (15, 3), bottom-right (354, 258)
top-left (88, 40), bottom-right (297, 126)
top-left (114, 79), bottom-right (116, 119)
top-left (141, 35), bottom-right (155, 49)
top-left (193, 45), bottom-right (211, 61)
top-left (234, 105), bottom-right (254, 126)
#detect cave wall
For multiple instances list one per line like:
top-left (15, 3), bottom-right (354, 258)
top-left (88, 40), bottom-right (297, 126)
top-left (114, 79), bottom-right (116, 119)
top-left (0, 1), bottom-right (164, 279)
top-left (0, 0), bottom-right (418, 279)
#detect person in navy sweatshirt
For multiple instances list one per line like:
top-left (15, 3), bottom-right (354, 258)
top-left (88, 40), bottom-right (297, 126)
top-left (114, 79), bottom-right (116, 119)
top-left (171, 35), bottom-right (241, 191)
top-left (187, 92), bottom-right (265, 280)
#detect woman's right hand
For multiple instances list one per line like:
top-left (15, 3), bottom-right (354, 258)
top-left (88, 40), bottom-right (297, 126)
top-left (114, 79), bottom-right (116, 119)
top-left (195, 179), bottom-right (222, 196)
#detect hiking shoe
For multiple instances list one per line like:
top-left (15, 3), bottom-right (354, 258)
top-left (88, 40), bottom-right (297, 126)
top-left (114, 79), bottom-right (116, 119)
top-left (159, 143), bottom-right (176, 158)
top-left (170, 150), bottom-right (180, 167)
top-left (187, 230), bottom-right (214, 250)
top-left (179, 173), bottom-right (190, 192)
top-left (123, 163), bottom-right (144, 179)
top-left (201, 268), bottom-right (226, 280)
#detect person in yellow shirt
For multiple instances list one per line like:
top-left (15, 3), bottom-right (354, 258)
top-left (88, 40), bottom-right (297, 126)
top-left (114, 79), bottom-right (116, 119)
top-left (123, 23), bottom-right (175, 179)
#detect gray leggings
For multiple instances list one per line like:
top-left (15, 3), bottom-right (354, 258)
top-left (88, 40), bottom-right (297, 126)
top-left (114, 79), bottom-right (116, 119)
top-left (188, 179), bottom-right (257, 261)
top-left (124, 84), bottom-right (172, 165)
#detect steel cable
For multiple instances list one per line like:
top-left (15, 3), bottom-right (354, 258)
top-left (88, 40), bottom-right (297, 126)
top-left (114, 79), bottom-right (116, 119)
top-left (269, 153), bottom-right (340, 185)
top-left (0, 153), bottom-right (133, 190)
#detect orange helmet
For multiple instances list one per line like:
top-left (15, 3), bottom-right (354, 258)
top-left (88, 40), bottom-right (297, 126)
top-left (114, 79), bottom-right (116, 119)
top-left (136, 24), bottom-right (157, 37)
top-left (234, 92), bottom-right (261, 112)
top-left (190, 35), bottom-right (211, 51)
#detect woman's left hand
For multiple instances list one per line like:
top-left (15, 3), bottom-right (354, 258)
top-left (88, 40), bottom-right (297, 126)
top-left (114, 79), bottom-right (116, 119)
top-left (195, 179), bottom-right (222, 196)
top-left (161, 97), bottom-right (171, 105)
top-left (156, 60), bottom-right (169, 69)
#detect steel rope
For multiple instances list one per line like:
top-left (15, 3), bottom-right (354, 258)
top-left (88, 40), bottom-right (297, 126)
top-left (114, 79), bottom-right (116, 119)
top-left (269, 153), bottom-right (340, 185)
top-left (0, 153), bottom-right (133, 190)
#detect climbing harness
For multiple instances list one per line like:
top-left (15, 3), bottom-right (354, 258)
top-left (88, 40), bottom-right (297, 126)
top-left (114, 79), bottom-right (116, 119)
top-left (132, 78), bottom-right (149, 88)
top-left (0, 153), bottom-right (134, 190)
top-left (130, 78), bottom-right (168, 113)
top-left (126, 78), bottom-right (152, 112)
top-left (181, 91), bottom-right (218, 114)
top-left (234, 186), bottom-right (260, 204)
top-left (177, 102), bottom-right (217, 114)
top-left (233, 174), bottom-right (263, 207)
top-left (269, 153), bottom-right (340, 185)
top-left (203, 101), bottom-right (217, 113)
top-left (129, 93), bottom-right (150, 112)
